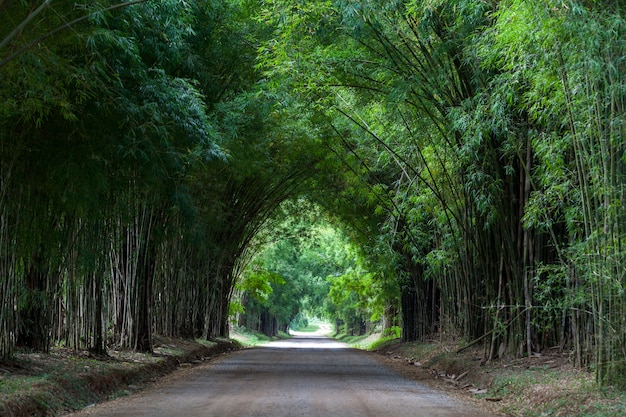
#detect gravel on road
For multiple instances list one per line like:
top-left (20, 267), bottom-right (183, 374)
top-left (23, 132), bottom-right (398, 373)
top-left (67, 335), bottom-right (496, 417)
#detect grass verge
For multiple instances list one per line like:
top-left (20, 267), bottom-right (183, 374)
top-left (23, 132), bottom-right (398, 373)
top-left (367, 338), bottom-right (626, 417)
top-left (335, 332), bottom-right (391, 349)
top-left (229, 326), bottom-right (290, 346)
top-left (292, 324), bottom-right (320, 333)
top-left (0, 337), bottom-right (239, 417)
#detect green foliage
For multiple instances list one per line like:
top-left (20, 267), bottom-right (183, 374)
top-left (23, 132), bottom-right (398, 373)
top-left (0, 0), bottom-right (288, 355)
top-left (382, 326), bottom-right (401, 339)
top-left (237, 269), bottom-right (285, 303)
top-left (230, 325), bottom-right (280, 346)
top-left (255, 0), bottom-right (626, 386)
top-left (234, 199), bottom-right (390, 335)
top-left (289, 313), bottom-right (309, 331)
top-left (2, 0), bottom-right (626, 389)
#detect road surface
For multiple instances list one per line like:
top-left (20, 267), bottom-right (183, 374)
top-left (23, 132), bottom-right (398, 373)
top-left (68, 335), bottom-right (494, 417)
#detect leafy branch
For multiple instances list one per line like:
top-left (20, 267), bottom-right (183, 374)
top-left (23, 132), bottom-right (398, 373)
top-left (0, 0), bottom-right (147, 69)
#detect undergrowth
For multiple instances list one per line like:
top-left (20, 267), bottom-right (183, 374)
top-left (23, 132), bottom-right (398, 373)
top-left (230, 326), bottom-right (290, 346)
top-left (359, 334), bottom-right (626, 417)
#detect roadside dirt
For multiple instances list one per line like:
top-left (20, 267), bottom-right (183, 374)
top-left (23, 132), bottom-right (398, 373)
top-left (0, 338), bottom-right (239, 417)
top-left (4, 332), bottom-right (620, 417)
top-left (65, 335), bottom-right (498, 417)
top-left (370, 340), bottom-right (597, 417)
top-left (373, 344), bottom-right (505, 416)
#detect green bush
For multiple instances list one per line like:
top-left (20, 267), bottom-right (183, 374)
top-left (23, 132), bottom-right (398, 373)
top-left (382, 326), bottom-right (401, 339)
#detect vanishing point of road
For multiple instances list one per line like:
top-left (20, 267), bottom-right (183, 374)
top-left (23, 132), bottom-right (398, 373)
top-left (68, 335), bottom-right (495, 417)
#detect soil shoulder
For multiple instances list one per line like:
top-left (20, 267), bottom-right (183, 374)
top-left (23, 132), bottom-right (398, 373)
top-left (0, 337), bottom-right (239, 417)
top-left (370, 338), bottom-right (626, 417)
top-left (5, 333), bottom-right (626, 417)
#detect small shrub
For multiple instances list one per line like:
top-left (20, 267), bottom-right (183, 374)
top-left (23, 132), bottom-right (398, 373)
top-left (382, 326), bottom-right (401, 339)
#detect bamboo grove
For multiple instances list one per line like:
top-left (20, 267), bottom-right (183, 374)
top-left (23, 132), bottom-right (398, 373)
top-left (2, 0), bottom-right (626, 387)
top-left (258, 0), bottom-right (626, 386)
top-left (0, 0), bottom-right (318, 357)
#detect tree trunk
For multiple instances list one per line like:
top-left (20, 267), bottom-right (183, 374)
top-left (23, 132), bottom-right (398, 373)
top-left (91, 270), bottom-right (106, 355)
top-left (133, 226), bottom-right (157, 353)
top-left (401, 278), bottom-right (420, 342)
top-left (17, 254), bottom-right (51, 353)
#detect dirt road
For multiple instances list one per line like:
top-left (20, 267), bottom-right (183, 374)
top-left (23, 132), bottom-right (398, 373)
top-left (68, 335), bottom-right (494, 417)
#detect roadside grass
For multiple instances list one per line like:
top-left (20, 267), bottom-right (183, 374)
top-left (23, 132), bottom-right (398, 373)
top-left (335, 333), bottom-right (369, 345)
top-left (335, 332), bottom-right (390, 349)
top-left (335, 326), bottom-right (401, 350)
top-left (0, 353), bottom-right (109, 414)
top-left (334, 326), bottom-right (401, 350)
top-left (292, 323), bottom-right (320, 333)
top-left (368, 335), bottom-right (402, 351)
top-left (0, 371), bottom-right (47, 401)
top-left (8, 328), bottom-right (623, 417)
top-left (487, 366), bottom-right (626, 417)
top-left (230, 325), bottom-right (290, 346)
top-left (367, 326), bottom-right (402, 351)
top-left (362, 336), bottom-right (626, 417)
top-left (0, 338), bottom-right (237, 417)
top-left (290, 317), bottom-right (333, 335)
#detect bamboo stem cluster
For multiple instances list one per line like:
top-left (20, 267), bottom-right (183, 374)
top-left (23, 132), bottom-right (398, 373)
top-left (289, 0), bottom-right (626, 385)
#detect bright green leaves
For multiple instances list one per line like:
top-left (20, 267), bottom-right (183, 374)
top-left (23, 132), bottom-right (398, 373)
top-left (257, 0), bottom-right (348, 105)
top-left (238, 269), bottom-right (286, 303)
top-left (327, 270), bottom-right (377, 324)
top-left (234, 199), bottom-right (371, 331)
top-left (475, 0), bottom-right (626, 383)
